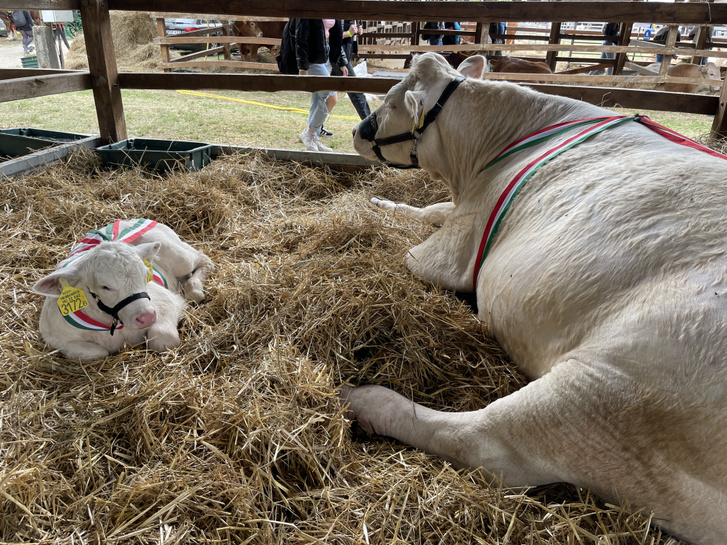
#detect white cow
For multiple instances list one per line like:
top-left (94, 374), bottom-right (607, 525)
top-left (346, 52), bottom-right (727, 545)
top-left (33, 219), bottom-right (213, 361)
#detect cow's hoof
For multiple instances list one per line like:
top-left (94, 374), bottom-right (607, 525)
top-left (147, 329), bottom-right (181, 352)
top-left (340, 384), bottom-right (377, 435)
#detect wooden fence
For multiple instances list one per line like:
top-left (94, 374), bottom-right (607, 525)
top-left (2, 0), bottom-right (727, 144)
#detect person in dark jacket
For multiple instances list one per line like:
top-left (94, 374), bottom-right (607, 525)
top-left (12, 10), bottom-right (34, 54)
top-left (330, 20), bottom-right (371, 121)
top-left (294, 19), bottom-right (348, 152)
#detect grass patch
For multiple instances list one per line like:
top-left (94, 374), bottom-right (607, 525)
top-left (0, 87), bottom-right (369, 153)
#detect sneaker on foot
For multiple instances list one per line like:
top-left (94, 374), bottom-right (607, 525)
top-left (27, 45), bottom-right (34, 52)
top-left (299, 129), bottom-right (319, 152)
top-left (315, 139), bottom-right (332, 152)
top-left (319, 126), bottom-right (334, 137)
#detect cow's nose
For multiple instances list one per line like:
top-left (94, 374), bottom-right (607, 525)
top-left (352, 127), bottom-right (357, 138)
top-left (134, 310), bottom-right (157, 329)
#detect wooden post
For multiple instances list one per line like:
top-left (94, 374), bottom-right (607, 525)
top-left (691, 25), bottom-right (709, 65)
top-left (474, 22), bottom-right (486, 46)
top-left (658, 25), bottom-right (679, 76)
top-left (546, 22), bottom-right (560, 71)
top-left (156, 17), bottom-right (171, 70)
top-left (710, 70), bottom-right (727, 138)
top-left (613, 22), bottom-right (632, 75)
top-left (80, 0), bottom-right (127, 144)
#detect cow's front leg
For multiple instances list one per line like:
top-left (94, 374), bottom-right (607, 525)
top-left (343, 359), bottom-right (634, 487)
top-left (57, 341), bottom-right (112, 361)
top-left (371, 197), bottom-right (454, 227)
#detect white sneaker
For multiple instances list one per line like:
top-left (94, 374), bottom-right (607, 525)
top-left (299, 129), bottom-right (319, 152)
top-left (315, 139), bottom-right (332, 152)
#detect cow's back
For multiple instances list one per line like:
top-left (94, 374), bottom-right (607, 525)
top-left (477, 124), bottom-right (727, 386)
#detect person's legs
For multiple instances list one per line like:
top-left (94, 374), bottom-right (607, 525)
top-left (300, 63), bottom-right (334, 152)
top-left (20, 29), bottom-right (33, 52)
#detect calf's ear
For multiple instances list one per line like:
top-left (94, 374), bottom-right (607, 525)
top-left (405, 90), bottom-right (427, 129)
top-left (134, 241), bottom-right (162, 262)
top-left (33, 268), bottom-right (80, 298)
top-left (457, 55), bottom-right (487, 79)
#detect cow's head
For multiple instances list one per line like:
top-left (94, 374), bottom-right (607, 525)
top-left (352, 52), bottom-right (487, 168)
top-left (702, 62), bottom-right (721, 80)
top-left (33, 241), bottom-right (162, 332)
top-left (236, 20), bottom-right (264, 38)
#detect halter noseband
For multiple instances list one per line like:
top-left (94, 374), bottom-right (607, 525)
top-left (359, 76), bottom-right (465, 169)
top-left (90, 290), bottom-right (151, 335)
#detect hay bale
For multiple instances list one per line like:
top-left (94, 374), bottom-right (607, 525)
top-left (0, 150), bottom-right (677, 544)
top-left (65, 11), bottom-right (161, 71)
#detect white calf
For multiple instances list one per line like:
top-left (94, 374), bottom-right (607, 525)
top-left (33, 219), bottom-right (213, 361)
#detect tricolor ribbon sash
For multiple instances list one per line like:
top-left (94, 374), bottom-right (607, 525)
top-left (472, 114), bottom-right (727, 290)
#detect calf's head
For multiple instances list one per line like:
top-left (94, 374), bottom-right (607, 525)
top-left (352, 52), bottom-right (486, 167)
top-left (33, 241), bottom-right (162, 332)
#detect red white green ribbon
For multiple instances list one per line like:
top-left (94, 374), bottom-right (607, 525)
top-left (62, 308), bottom-right (126, 331)
top-left (62, 218), bottom-right (158, 268)
top-left (472, 114), bottom-right (727, 290)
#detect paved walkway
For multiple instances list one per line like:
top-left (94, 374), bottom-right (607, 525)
top-left (0, 39), bottom-right (24, 69)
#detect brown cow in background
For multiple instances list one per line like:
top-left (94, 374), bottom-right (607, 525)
top-left (232, 20), bottom-right (285, 62)
top-left (0, 11), bottom-right (15, 40)
top-left (490, 55), bottom-right (553, 74)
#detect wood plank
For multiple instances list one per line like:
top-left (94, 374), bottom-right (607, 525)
top-left (80, 0), bottom-right (127, 143)
top-left (116, 72), bottom-right (717, 116)
top-left (359, 42), bottom-right (724, 58)
top-left (159, 60), bottom-right (280, 71)
top-left (531, 84), bottom-right (717, 115)
top-left (156, 36), bottom-right (280, 46)
top-left (0, 72), bottom-right (91, 103)
top-left (0, 68), bottom-right (77, 80)
top-left (105, 1), bottom-right (727, 25)
top-left (0, 0), bottom-right (79, 8)
top-left (118, 73), bottom-right (399, 94)
top-left (150, 12), bottom-right (287, 22)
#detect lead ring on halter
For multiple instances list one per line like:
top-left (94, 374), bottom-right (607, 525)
top-left (358, 75), bottom-right (466, 169)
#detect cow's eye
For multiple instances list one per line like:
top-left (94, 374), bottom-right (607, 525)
top-left (101, 286), bottom-right (112, 291)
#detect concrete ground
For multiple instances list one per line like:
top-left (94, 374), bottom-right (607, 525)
top-left (0, 38), bottom-right (24, 69)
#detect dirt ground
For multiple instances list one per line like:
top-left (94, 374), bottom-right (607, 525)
top-left (0, 37), bottom-right (25, 69)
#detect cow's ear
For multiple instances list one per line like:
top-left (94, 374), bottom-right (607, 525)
top-left (33, 268), bottom-right (79, 298)
top-left (405, 90), bottom-right (427, 129)
top-left (134, 241), bottom-right (162, 262)
top-left (457, 55), bottom-right (487, 79)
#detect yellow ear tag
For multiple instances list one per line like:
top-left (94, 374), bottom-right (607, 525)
top-left (143, 260), bottom-right (154, 283)
top-left (57, 277), bottom-right (89, 316)
top-left (416, 100), bottom-right (426, 130)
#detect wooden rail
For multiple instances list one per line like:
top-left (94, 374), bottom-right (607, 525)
top-left (1, 0), bottom-right (727, 142)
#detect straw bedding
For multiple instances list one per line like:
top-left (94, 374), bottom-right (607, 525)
top-left (0, 150), bottom-right (681, 544)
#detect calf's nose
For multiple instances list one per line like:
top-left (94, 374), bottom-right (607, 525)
top-left (134, 310), bottom-right (157, 329)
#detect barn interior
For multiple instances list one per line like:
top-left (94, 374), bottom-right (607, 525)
top-left (1, 1), bottom-right (723, 543)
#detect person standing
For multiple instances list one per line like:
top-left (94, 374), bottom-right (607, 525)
top-left (12, 10), bottom-right (34, 54)
top-left (330, 20), bottom-right (371, 122)
top-left (294, 19), bottom-right (348, 152)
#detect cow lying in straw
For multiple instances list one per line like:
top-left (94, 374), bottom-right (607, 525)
top-left (33, 219), bottom-right (213, 361)
top-left (346, 52), bottom-right (727, 545)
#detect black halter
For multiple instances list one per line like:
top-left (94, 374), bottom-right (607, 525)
top-left (90, 290), bottom-right (151, 335)
top-left (358, 76), bottom-right (465, 169)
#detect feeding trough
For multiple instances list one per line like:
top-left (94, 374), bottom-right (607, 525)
top-left (96, 138), bottom-right (214, 172)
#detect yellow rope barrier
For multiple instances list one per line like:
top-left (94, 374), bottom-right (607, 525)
top-left (176, 90), bottom-right (360, 120)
